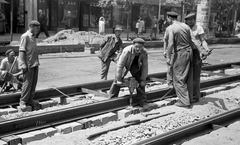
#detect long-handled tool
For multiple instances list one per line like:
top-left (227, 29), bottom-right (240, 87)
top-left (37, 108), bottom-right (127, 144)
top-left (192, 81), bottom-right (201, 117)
top-left (123, 77), bottom-right (139, 109)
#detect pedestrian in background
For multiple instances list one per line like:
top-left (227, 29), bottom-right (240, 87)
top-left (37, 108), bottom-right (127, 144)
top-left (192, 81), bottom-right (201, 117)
top-left (235, 20), bottom-right (240, 34)
top-left (138, 17), bottom-right (145, 35)
top-left (109, 38), bottom-right (148, 107)
top-left (164, 12), bottom-right (205, 108)
top-left (99, 16), bottom-right (105, 35)
top-left (98, 25), bottom-right (123, 80)
top-left (63, 11), bottom-right (72, 29)
top-left (150, 16), bottom-right (158, 40)
top-left (135, 20), bottom-right (140, 35)
top-left (0, 11), bottom-right (6, 35)
top-left (36, 9), bottom-right (49, 38)
top-left (185, 13), bottom-right (210, 104)
top-left (158, 17), bottom-right (164, 34)
top-left (18, 20), bottom-right (40, 110)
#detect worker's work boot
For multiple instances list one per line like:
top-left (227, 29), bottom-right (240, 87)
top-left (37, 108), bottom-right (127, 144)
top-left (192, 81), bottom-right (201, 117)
top-left (28, 100), bottom-right (40, 111)
top-left (174, 100), bottom-right (190, 108)
top-left (19, 101), bottom-right (27, 110)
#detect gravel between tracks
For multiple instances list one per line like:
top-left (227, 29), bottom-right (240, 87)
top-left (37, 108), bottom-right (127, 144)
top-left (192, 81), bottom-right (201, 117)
top-left (28, 84), bottom-right (240, 145)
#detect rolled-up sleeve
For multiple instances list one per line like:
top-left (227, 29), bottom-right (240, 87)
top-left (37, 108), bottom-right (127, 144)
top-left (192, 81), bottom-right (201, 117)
top-left (19, 35), bottom-right (28, 52)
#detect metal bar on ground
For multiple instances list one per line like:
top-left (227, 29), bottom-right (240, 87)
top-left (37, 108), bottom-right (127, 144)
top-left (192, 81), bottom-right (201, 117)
top-left (201, 71), bottom-right (231, 77)
top-left (81, 88), bottom-right (109, 98)
top-left (0, 74), bottom-right (240, 137)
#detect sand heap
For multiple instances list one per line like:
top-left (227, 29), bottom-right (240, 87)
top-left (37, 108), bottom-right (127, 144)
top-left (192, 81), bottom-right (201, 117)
top-left (40, 30), bottom-right (104, 45)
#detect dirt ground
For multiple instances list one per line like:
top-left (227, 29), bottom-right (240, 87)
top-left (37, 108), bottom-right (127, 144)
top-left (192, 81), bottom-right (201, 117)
top-left (28, 84), bottom-right (240, 145)
top-left (36, 44), bottom-right (240, 90)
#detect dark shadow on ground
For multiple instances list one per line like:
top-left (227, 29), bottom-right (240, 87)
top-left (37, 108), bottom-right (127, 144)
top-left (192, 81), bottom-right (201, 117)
top-left (192, 97), bottom-right (228, 111)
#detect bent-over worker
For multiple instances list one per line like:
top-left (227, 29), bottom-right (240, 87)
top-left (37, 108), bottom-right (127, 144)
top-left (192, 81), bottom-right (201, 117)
top-left (109, 38), bottom-right (148, 107)
top-left (0, 49), bottom-right (23, 91)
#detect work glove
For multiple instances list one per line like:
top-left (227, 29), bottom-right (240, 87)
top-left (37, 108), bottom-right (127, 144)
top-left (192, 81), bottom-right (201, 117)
top-left (140, 81), bottom-right (146, 87)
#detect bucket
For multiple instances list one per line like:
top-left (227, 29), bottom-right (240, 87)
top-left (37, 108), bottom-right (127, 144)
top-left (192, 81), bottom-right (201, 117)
top-left (3, 72), bottom-right (13, 81)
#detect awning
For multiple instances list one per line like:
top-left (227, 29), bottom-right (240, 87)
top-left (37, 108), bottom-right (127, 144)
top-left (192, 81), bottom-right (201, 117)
top-left (0, 0), bottom-right (9, 4)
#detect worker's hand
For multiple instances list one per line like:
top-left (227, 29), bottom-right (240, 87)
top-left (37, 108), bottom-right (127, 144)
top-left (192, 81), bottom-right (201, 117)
top-left (166, 58), bottom-right (171, 66)
top-left (21, 64), bottom-right (28, 74)
top-left (116, 80), bottom-right (124, 86)
top-left (206, 48), bottom-right (213, 56)
top-left (140, 81), bottom-right (146, 87)
top-left (163, 51), bottom-right (167, 58)
top-left (200, 52), bottom-right (208, 60)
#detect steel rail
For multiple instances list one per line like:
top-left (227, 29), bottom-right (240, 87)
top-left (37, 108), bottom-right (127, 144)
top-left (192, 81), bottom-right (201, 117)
top-left (0, 61), bottom-right (240, 107)
top-left (0, 74), bottom-right (240, 137)
top-left (133, 108), bottom-right (240, 145)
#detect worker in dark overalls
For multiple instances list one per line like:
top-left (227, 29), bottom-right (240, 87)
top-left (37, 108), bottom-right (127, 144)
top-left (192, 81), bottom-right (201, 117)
top-left (109, 38), bottom-right (148, 107)
top-left (185, 13), bottom-right (211, 103)
top-left (164, 12), bottom-right (207, 108)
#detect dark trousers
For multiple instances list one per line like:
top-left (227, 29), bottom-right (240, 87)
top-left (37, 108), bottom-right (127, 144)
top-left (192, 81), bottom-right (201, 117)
top-left (101, 58), bottom-right (112, 80)
top-left (191, 49), bottom-right (202, 102)
top-left (109, 63), bottom-right (147, 104)
top-left (36, 25), bottom-right (49, 38)
top-left (20, 66), bottom-right (39, 105)
top-left (172, 49), bottom-right (193, 105)
top-left (150, 28), bottom-right (157, 39)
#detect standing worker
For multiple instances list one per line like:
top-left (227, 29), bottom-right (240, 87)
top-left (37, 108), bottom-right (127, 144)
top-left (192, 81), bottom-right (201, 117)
top-left (36, 9), bottom-right (50, 38)
top-left (185, 13), bottom-right (210, 103)
top-left (109, 38), bottom-right (148, 107)
top-left (98, 25), bottom-right (123, 80)
top-left (18, 20), bottom-right (40, 110)
top-left (164, 12), bottom-right (207, 108)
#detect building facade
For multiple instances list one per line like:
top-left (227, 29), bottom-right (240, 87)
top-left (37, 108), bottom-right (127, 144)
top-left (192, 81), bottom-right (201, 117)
top-left (1, 0), bottom-right (182, 33)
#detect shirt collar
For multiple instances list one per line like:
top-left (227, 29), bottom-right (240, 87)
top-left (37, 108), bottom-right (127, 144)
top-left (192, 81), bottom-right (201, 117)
top-left (27, 30), bottom-right (36, 38)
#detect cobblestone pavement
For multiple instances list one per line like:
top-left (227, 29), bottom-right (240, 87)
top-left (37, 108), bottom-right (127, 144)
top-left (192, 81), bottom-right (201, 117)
top-left (36, 44), bottom-right (240, 90)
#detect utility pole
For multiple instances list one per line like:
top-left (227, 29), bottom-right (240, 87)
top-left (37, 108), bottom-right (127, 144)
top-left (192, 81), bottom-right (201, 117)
top-left (181, 0), bottom-right (185, 22)
top-left (233, 0), bottom-right (238, 36)
top-left (10, 0), bottom-right (13, 42)
top-left (158, 0), bottom-right (161, 20)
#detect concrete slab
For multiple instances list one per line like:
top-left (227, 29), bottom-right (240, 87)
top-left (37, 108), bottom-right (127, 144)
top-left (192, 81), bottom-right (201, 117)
top-left (17, 133), bottom-right (34, 145)
top-left (55, 124), bottom-right (72, 134)
top-left (28, 130), bottom-right (47, 141)
top-left (41, 127), bottom-right (58, 137)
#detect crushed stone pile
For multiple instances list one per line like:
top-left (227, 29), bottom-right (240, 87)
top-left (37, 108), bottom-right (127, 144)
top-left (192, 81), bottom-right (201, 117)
top-left (39, 30), bottom-right (104, 45)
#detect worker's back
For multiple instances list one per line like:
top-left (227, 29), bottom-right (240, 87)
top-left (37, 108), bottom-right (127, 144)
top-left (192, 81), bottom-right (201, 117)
top-left (168, 21), bottom-right (192, 52)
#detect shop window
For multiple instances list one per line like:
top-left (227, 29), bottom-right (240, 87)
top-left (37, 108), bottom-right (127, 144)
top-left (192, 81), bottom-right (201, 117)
top-left (38, 0), bottom-right (49, 26)
top-left (58, 0), bottom-right (79, 28)
top-left (17, 0), bottom-right (24, 26)
top-left (83, 3), bottom-right (90, 28)
top-left (83, 3), bottom-right (112, 28)
top-left (90, 3), bottom-right (101, 27)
